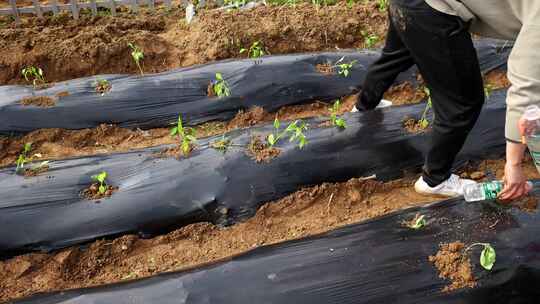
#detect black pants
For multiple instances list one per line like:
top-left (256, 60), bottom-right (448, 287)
top-left (356, 0), bottom-right (485, 186)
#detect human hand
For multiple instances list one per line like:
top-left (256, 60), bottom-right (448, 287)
top-left (499, 162), bottom-right (532, 200)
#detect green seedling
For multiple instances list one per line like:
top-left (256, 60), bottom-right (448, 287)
top-left (210, 134), bottom-right (232, 153)
top-left (128, 43), bottom-right (144, 76)
top-left (484, 84), bottom-right (493, 100)
top-left (213, 73), bottom-right (231, 98)
top-left (240, 41), bottom-right (268, 59)
top-left (170, 114), bottom-right (197, 155)
top-left (267, 117), bottom-right (284, 147)
top-left (21, 66), bottom-right (45, 89)
top-left (224, 0), bottom-right (247, 8)
top-left (286, 120), bottom-right (308, 149)
top-left (335, 57), bottom-right (357, 77)
top-left (312, 0), bottom-right (336, 6)
top-left (362, 32), bottom-right (379, 49)
top-left (464, 243), bottom-right (496, 271)
top-left (15, 143), bottom-right (33, 173)
top-left (91, 171), bottom-right (109, 195)
top-left (378, 0), bottom-right (388, 11)
top-left (418, 87), bottom-right (433, 129)
top-left (267, 118), bottom-right (308, 149)
top-left (409, 214), bottom-right (426, 229)
top-left (94, 78), bottom-right (111, 95)
top-left (329, 100), bottom-right (347, 129)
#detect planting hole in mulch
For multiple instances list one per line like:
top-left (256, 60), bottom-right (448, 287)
top-left (246, 136), bottom-right (280, 163)
top-left (95, 81), bottom-right (112, 95)
top-left (56, 91), bottom-right (70, 98)
top-left (429, 242), bottom-right (477, 292)
top-left (20, 164), bottom-right (50, 177)
top-left (19, 96), bottom-right (56, 108)
top-left (207, 82), bottom-right (216, 97)
top-left (154, 146), bottom-right (194, 159)
top-left (401, 213), bottom-right (425, 229)
top-left (402, 117), bottom-right (429, 134)
top-left (81, 183), bottom-right (118, 200)
top-left (315, 63), bottom-right (334, 75)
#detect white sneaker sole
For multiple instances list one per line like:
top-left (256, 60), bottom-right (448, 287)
top-left (414, 181), bottom-right (459, 197)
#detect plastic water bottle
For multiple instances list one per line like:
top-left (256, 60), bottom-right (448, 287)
top-left (520, 105), bottom-right (540, 173)
top-left (463, 181), bottom-right (503, 202)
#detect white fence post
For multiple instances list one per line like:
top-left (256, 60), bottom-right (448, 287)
top-left (31, 0), bottom-right (43, 19)
top-left (70, 0), bottom-right (79, 19)
top-left (8, 0), bottom-right (21, 24)
top-left (50, 0), bottom-right (60, 15)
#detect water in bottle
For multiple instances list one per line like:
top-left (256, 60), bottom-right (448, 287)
top-left (463, 181), bottom-right (503, 202)
top-left (521, 105), bottom-right (540, 173)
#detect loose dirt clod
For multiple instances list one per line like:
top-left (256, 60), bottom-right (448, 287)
top-left (95, 81), bottom-right (112, 95)
top-left (156, 145), bottom-right (194, 159)
top-left (207, 82), bottom-right (216, 97)
top-left (56, 91), bottom-right (70, 98)
top-left (81, 183), bottom-right (118, 200)
top-left (227, 106), bottom-right (267, 130)
top-left (19, 96), bottom-right (56, 107)
top-left (383, 81), bottom-right (426, 106)
top-left (402, 117), bottom-right (429, 134)
top-left (246, 136), bottom-right (280, 163)
top-left (315, 63), bottom-right (334, 75)
top-left (429, 242), bottom-right (477, 292)
top-left (21, 164), bottom-right (50, 177)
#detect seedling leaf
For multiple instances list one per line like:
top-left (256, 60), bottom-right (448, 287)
top-left (410, 215), bottom-right (426, 229)
top-left (267, 134), bottom-right (276, 146)
top-left (480, 244), bottom-right (496, 270)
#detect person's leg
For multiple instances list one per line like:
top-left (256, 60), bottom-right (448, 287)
top-left (394, 1), bottom-right (485, 187)
top-left (355, 8), bottom-right (415, 110)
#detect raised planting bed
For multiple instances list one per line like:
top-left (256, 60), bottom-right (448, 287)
top-left (0, 90), bottom-right (509, 256)
top-left (11, 182), bottom-right (540, 304)
top-left (0, 39), bottom-right (510, 135)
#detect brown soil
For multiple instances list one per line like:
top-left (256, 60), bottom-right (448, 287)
top-left (21, 163), bottom-right (49, 177)
top-left (0, 95), bottom-right (359, 167)
top-left (246, 136), bottom-right (280, 163)
top-left (2, 158), bottom-right (536, 302)
top-left (207, 82), bottom-right (216, 97)
top-left (315, 63), bottom-right (334, 75)
top-left (156, 145), bottom-right (194, 159)
top-left (56, 91), bottom-right (69, 98)
top-left (429, 242), bottom-right (476, 292)
top-left (80, 183), bottom-right (118, 200)
top-left (94, 80), bottom-right (111, 95)
top-left (0, 2), bottom-right (388, 85)
top-left (0, 122), bottom-right (226, 167)
top-left (484, 69), bottom-right (510, 90)
top-left (384, 81), bottom-right (426, 106)
top-left (19, 95), bottom-right (56, 107)
top-left (402, 117), bottom-right (428, 134)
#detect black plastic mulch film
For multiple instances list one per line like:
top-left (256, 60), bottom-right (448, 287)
top-left (15, 185), bottom-right (540, 304)
top-left (0, 89), bottom-right (508, 256)
top-left (0, 39), bottom-right (509, 135)
top-left (0, 39), bottom-right (511, 257)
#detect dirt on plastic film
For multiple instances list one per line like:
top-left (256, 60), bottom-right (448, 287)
top-left (429, 242), bottom-right (476, 292)
top-left (19, 95), bottom-right (56, 107)
top-left (1, 158), bottom-right (538, 302)
top-left (0, 1), bottom-right (388, 85)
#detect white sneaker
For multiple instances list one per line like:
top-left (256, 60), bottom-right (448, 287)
top-left (377, 99), bottom-right (393, 108)
top-left (351, 99), bottom-right (393, 113)
top-left (414, 174), bottom-right (476, 197)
